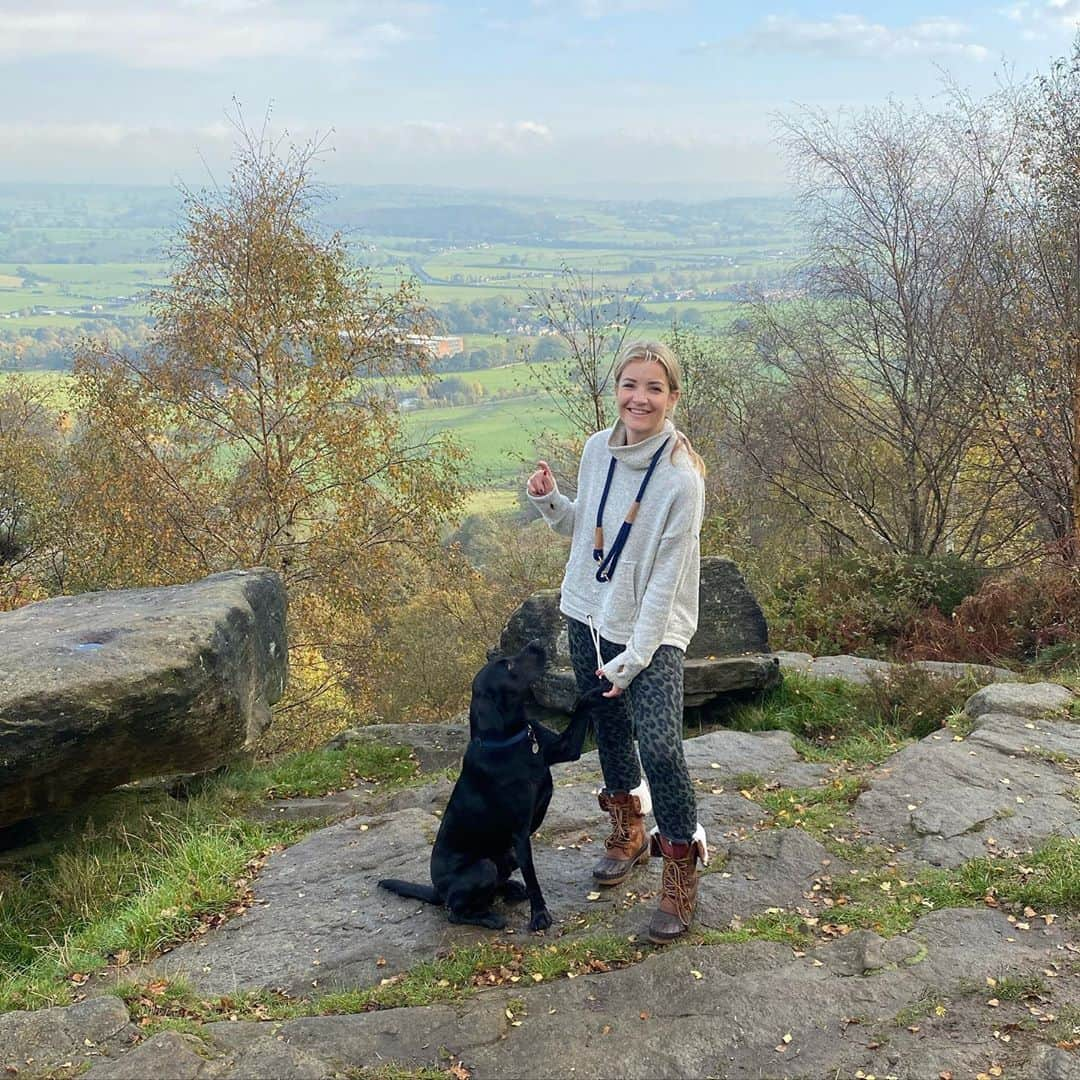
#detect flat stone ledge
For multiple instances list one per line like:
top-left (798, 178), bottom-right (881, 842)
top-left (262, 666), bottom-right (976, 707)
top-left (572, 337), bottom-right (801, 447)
top-left (965, 681), bottom-right (1076, 721)
top-left (776, 650), bottom-right (1019, 686)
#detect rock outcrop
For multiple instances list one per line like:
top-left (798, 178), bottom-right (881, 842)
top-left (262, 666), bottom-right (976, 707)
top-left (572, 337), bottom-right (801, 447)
top-left (776, 650), bottom-right (1020, 686)
top-left (0, 568), bottom-right (287, 830)
top-left (12, 676), bottom-right (1080, 1080)
top-left (500, 556), bottom-right (780, 713)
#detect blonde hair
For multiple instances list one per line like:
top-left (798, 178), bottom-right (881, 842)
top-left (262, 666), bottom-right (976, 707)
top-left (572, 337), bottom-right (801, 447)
top-left (613, 340), bottom-right (706, 476)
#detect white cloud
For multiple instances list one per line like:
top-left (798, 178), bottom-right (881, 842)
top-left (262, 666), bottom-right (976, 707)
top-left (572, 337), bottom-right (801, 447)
top-left (748, 13), bottom-right (990, 61)
top-left (0, 117), bottom-right (787, 196)
top-left (530, 0), bottom-right (675, 17)
top-left (1004, 0), bottom-right (1080, 33)
top-left (0, 0), bottom-right (424, 68)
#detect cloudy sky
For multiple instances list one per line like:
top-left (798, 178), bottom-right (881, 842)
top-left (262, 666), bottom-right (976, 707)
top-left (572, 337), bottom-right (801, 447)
top-left (2, 0), bottom-right (1078, 197)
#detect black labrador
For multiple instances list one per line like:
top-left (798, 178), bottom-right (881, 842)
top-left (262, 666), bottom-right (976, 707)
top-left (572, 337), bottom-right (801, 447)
top-left (379, 639), bottom-right (597, 932)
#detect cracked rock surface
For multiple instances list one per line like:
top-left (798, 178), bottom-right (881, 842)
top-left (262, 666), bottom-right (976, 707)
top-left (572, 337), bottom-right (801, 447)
top-left (9, 677), bottom-right (1080, 1079)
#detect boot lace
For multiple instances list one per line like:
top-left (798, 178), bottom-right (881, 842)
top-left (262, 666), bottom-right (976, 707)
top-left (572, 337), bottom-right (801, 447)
top-left (661, 854), bottom-right (695, 924)
top-left (605, 801), bottom-right (631, 849)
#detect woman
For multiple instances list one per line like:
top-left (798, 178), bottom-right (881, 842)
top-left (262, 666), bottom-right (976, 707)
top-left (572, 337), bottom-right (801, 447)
top-left (526, 340), bottom-right (707, 943)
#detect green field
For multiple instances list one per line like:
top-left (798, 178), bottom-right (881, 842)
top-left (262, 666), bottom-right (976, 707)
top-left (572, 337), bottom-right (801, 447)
top-left (405, 395), bottom-right (574, 484)
top-left (0, 366), bottom-right (573, 487)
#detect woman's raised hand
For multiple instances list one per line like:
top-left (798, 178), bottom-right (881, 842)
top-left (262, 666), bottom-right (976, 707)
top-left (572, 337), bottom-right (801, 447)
top-left (527, 460), bottom-right (555, 497)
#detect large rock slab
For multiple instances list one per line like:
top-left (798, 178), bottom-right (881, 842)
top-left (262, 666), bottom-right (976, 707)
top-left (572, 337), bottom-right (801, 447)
top-left (500, 557), bottom-right (780, 713)
top-left (777, 651), bottom-right (1018, 686)
top-left (0, 569), bottom-right (287, 830)
top-left (855, 712), bottom-right (1080, 865)
top-left (94, 907), bottom-right (1071, 1080)
top-left (151, 725), bottom-right (838, 997)
top-left (965, 681), bottom-right (1076, 720)
top-left (22, 906), bottom-right (1078, 1079)
top-left (0, 996), bottom-right (137, 1074)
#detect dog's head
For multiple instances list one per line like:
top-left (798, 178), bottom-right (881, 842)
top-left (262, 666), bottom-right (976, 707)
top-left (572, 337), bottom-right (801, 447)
top-left (468, 639), bottom-right (546, 739)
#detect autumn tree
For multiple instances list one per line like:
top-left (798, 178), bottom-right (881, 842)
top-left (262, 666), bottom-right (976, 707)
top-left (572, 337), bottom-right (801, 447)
top-left (0, 376), bottom-right (64, 609)
top-left (63, 119), bottom-right (466, 740)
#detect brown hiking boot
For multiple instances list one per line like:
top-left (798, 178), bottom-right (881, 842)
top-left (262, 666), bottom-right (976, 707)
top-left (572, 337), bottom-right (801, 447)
top-left (592, 790), bottom-right (650, 886)
top-left (647, 830), bottom-right (707, 944)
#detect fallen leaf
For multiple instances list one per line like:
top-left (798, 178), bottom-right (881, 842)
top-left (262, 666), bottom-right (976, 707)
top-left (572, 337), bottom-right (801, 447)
top-left (532, 973), bottom-right (543, 982)
top-left (987, 998), bottom-right (1000, 1007)
top-left (601, 1025), bottom-right (612, 1035)
top-left (690, 970), bottom-right (703, 980)
top-left (640, 1011), bottom-right (650, 1020)
top-left (449, 1064), bottom-right (471, 1080)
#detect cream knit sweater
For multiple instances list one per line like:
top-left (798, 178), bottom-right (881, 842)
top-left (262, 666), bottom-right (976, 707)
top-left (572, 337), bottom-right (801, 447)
top-left (528, 418), bottom-right (704, 689)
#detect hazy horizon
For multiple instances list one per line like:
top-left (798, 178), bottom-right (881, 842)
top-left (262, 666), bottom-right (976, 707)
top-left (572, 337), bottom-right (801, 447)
top-left (2, 1), bottom-right (1079, 199)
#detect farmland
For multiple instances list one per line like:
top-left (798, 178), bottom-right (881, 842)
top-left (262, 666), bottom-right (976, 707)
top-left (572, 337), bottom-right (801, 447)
top-left (0, 182), bottom-right (800, 495)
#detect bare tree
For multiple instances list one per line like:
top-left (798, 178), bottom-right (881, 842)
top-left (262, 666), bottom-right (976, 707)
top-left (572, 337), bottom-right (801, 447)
top-left (524, 265), bottom-right (643, 438)
top-left (730, 98), bottom-right (1025, 559)
top-left (961, 41), bottom-right (1080, 562)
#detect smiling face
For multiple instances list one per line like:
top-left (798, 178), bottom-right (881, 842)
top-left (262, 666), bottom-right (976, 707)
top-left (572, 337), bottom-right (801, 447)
top-left (615, 358), bottom-right (679, 445)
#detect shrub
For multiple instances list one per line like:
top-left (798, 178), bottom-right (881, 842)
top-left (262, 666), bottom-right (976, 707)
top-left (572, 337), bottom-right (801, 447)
top-left (900, 563), bottom-right (1080, 667)
top-left (766, 552), bottom-right (987, 658)
top-left (723, 667), bottom-right (973, 755)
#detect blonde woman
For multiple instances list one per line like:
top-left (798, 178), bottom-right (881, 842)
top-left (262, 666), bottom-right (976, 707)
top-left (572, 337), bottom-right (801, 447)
top-left (526, 340), bottom-right (707, 942)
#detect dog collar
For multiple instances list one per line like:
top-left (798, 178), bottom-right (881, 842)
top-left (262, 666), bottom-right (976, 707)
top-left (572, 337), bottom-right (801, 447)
top-left (474, 725), bottom-right (539, 753)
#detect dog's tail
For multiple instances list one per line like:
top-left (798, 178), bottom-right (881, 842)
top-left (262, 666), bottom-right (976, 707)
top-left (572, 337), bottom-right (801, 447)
top-left (378, 878), bottom-right (441, 905)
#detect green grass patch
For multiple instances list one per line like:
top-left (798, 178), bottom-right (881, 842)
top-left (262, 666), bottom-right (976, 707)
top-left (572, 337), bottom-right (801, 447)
top-left (724, 668), bottom-right (976, 764)
top-left (802, 837), bottom-right (1080, 940)
top-left (0, 740), bottom-right (419, 1013)
top-left (696, 908), bottom-right (811, 946)
top-left (754, 777), bottom-right (867, 846)
top-left (893, 991), bottom-right (949, 1027)
top-left (114, 933), bottom-right (649, 1026)
top-left (403, 397), bottom-right (575, 483)
top-left (222, 741), bottom-right (418, 800)
top-left (343, 1066), bottom-right (456, 1080)
top-left (992, 972), bottom-right (1048, 1000)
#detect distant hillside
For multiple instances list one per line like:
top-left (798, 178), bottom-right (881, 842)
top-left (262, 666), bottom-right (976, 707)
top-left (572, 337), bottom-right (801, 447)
top-left (338, 203), bottom-right (569, 242)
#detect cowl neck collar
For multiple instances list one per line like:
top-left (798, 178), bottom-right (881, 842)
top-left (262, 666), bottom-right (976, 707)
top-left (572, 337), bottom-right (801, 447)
top-left (607, 418), bottom-right (676, 471)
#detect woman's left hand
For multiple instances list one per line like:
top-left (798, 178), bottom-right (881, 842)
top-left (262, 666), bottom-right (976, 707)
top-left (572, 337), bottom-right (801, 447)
top-left (597, 670), bottom-right (623, 698)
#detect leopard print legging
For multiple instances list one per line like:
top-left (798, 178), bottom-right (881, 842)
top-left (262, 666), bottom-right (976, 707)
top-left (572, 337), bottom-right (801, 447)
top-left (566, 617), bottom-right (697, 842)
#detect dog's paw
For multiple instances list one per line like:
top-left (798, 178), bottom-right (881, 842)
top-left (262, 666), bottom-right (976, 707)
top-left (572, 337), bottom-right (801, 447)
top-left (500, 880), bottom-right (529, 903)
top-left (529, 908), bottom-right (553, 932)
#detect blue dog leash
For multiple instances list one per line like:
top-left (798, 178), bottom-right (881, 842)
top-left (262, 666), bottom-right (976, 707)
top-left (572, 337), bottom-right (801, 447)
top-left (474, 725), bottom-right (539, 754)
top-left (593, 437), bottom-right (670, 583)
